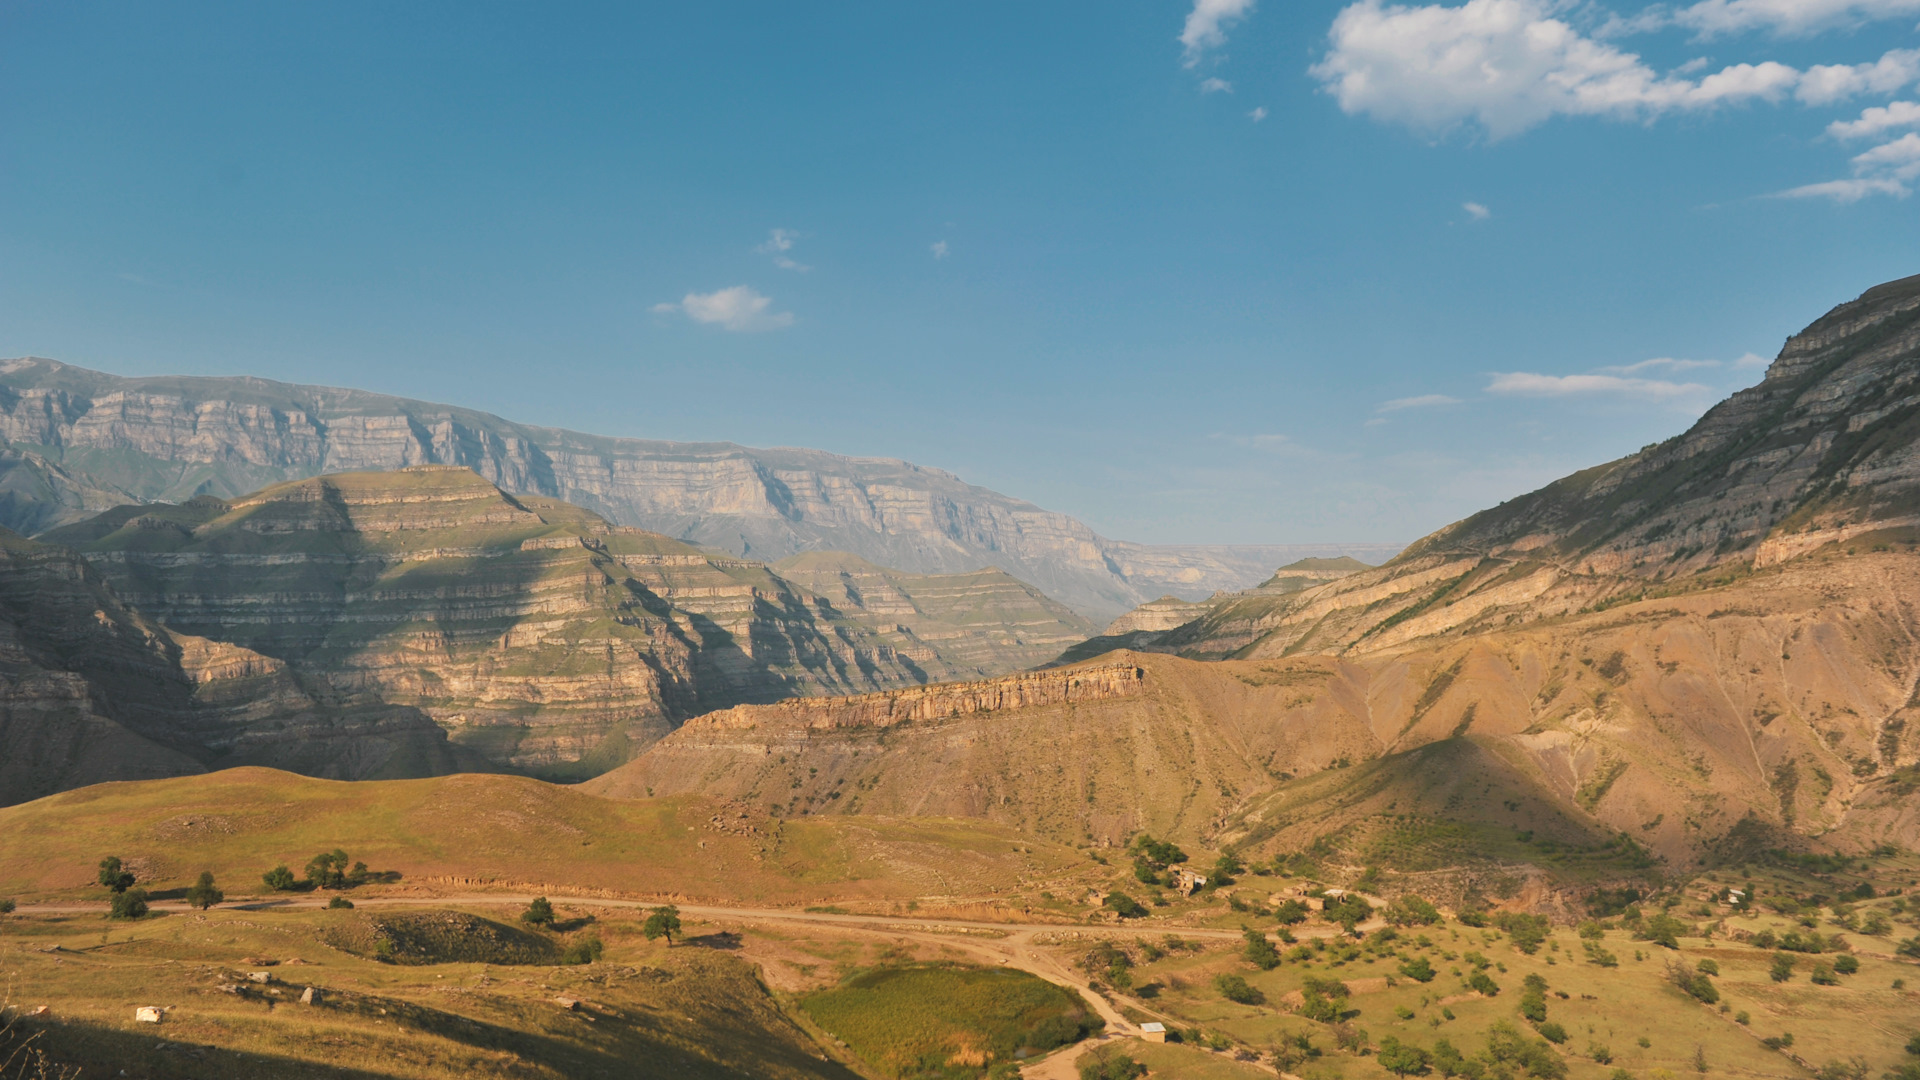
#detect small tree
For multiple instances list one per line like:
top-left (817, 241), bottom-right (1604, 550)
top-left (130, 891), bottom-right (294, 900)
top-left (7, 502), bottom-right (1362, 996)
top-left (109, 887), bottom-right (149, 919)
top-left (1104, 892), bottom-right (1146, 918)
top-left (1400, 956), bottom-right (1437, 982)
top-left (1770, 952), bottom-right (1796, 982)
top-left (523, 897), bottom-right (556, 927)
top-left (1274, 898), bottom-right (1310, 925)
top-left (1378, 1036), bottom-right (1432, 1076)
top-left (1244, 927), bottom-right (1281, 970)
top-left (184, 871), bottom-right (224, 910)
top-left (643, 905), bottom-right (682, 945)
top-left (97, 856), bottom-right (135, 894)
top-left (263, 865), bottom-right (298, 891)
top-left (562, 933), bottom-right (604, 965)
top-left (1214, 973), bottom-right (1265, 1005)
top-left (0, 898), bottom-right (16, 915)
top-left (306, 850), bottom-right (351, 889)
top-left (328, 896), bottom-right (355, 909)
top-left (1387, 894), bottom-right (1442, 927)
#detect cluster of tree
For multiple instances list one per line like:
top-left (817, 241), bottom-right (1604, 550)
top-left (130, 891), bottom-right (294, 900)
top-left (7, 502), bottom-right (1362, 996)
top-left (97, 857), bottom-right (147, 919)
top-left (1298, 974), bottom-right (1351, 1022)
top-left (262, 850), bottom-right (372, 892)
top-left (1750, 927), bottom-right (1846, 953)
top-left (1214, 972), bottom-right (1264, 1005)
top-left (1492, 912), bottom-right (1551, 954)
top-left (1127, 833), bottom-right (1188, 887)
top-left (1103, 892), bottom-right (1147, 919)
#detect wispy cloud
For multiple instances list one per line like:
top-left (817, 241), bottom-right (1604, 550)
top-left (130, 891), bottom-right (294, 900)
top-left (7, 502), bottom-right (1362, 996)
top-left (1378, 393), bottom-right (1462, 411)
top-left (1463, 201), bottom-right (1491, 220)
top-left (1775, 130), bottom-right (1920, 200)
top-left (1599, 356), bottom-right (1722, 373)
top-left (1311, 0), bottom-right (1920, 139)
top-left (1249, 106), bottom-right (1269, 121)
top-left (1670, 0), bottom-right (1920, 37)
top-left (930, 240), bottom-right (950, 259)
top-left (1828, 100), bottom-right (1920, 139)
top-left (1733, 351), bottom-right (1772, 368)
top-left (1201, 77), bottom-right (1234, 93)
top-left (652, 285), bottom-right (794, 332)
top-left (755, 228), bottom-right (810, 272)
top-left (1181, 0), bottom-right (1257, 66)
top-left (1486, 371), bottom-right (1712, 397)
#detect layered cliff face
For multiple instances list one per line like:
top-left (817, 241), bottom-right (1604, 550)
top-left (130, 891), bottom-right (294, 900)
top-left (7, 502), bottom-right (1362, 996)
top-left (0, 528), bottom-right (468, 806)
top-left (45, 467), bottom-right (1100, 780)
top-left (0, 359), bottom-right (1375, 617)
top-left (769, 551), bottom-right (1097, 678)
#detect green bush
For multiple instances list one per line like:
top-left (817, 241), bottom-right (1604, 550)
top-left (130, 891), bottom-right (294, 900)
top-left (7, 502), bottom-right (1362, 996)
top-left (522, 897), bottom-right (556, 926)
top-left (1694, 958), bottom-right (1718, 976)
top-left (1770, 953), bottom-right (1796, 982)
top-left (1215, 973), bottom-right (1264, 1005)
top-left (1495, 914), bottom-right (1551, 954)
top-left (184, 871), bottom-right (223, 910)
top-left (1810, 963), bottom-right (1839, 986)
top-left (1079, 1049), bottom-right (1145, 1080)
top-left (1387, 895), bottom-right (1442, 927)
top-left (328, 896), bottom-right (354, 910)
top-left (1378, 1036), bottom-right (1431, 1076)
top-left (643, 905), bottom-right (682, 944)
top-left (96, 856), bottom-right (135, 894)
top-left (108, 887), bottom-right (148, 919)
top-left (263, 865), bottom-right (298, 891)
top-left (0, 898), bottom-right (16, 915)
top-left (1832, 954), bottom-right (1858, 975)
top-left (561, 934), bottom-right (603, 965)
top-left (1274, 899), bottom-right (1310, 924)
top-left (1401, 956), bottom-right (1437, 982)
top-left (1539, 1022), bottom-right (1568, 1044)
top-left (1244, 928), bottom-right (1281, 970)
top-left (1468, 971), bottom-right (1500, 996)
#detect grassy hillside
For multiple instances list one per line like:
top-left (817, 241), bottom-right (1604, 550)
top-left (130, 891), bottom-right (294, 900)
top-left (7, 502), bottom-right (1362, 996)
top-left (0, 768), bottom-right (1083, 904)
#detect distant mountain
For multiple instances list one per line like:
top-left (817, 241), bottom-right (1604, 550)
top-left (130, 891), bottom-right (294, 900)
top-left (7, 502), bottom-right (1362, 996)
top-left (0, 358), bottom-right (1395, 617)
top-left (39, 466), bottom-right (1105, 785)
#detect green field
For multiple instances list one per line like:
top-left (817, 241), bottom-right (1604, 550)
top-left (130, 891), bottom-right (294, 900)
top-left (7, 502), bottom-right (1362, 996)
top-left (799, 964), bottom-right (1102, 1079)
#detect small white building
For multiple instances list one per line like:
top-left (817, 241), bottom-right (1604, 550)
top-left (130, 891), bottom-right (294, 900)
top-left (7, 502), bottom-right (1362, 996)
top-left (1170, 868), bottom-right (1209, 896)
top-left (1141, 1022), bottom-right (1167, 1043)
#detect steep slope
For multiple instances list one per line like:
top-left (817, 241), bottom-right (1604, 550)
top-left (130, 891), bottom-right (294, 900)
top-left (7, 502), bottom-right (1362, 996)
top-left (771, 550), bottom-right (1098, 677)
top-left (0, 359), bottom-right (1390, 617)
top-left (600, 544), bottom-right (1920, 867)
top-left (1116, 273), bottom-right (1920, 662)
top-left (0, 528), bottom-right (467, 806)
top-left (46, 466), bottom-right (982, 779)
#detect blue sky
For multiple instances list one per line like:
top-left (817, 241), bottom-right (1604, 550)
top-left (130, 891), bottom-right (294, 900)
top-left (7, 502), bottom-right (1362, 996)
top-left (2, 1), bottom-right (1916, 547)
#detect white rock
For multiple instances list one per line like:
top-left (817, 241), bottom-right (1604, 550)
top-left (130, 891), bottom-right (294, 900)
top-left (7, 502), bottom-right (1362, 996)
top-left (135, 1007), bottom-right (163, 1023)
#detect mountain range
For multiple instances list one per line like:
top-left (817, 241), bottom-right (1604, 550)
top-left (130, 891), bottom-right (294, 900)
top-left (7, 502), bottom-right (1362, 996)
top-left (0, 358), bottom-right (1397, 619)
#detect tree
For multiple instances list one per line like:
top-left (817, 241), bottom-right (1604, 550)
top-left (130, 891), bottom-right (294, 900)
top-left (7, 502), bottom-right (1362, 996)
top-left (1431, 1038), bottom-right (1470, 1079)
top-left (1079, 1047), bottom-right (1145, 1080)
top-left (306, 850), bottom-right (351, 889)
top-left (1244, 927), bottom-right (1281, 970)
top-left (97, 856), bottom-right (135, 894)
top-left (1832, 954), bottom-right (1859, 975)
top-left (1104, 893), bottom-right (1146, 918)
top-left (1387, 894), bottom-right (1442, 927)
top-left (1379, 1037), bottom-right (1432, 1076)
top-left (1495, 913), bottom-right (1551, 954)
top-left (1213, 851), bottom-right (1245, 884)
top-left (109, 887), bottom-right (149, 919)
top-left (263, 865), bottom-right (298, 891)
top-left (1401, 956), bottom-right (1437, 982)
top-left (328, 896), bottom-right (354, 909)
top-left (643, 905), bottom-right (682, 945)
top-left (1324, 893), bottom-right (1373, 932)
top-left (1215, 973), bottom-right (1264, 1004)
top-left (184, 871), bottom-right (224, 910)
top-left (1771, 952), bottom-right (1797, 982)
top-left (562, 933), bottom-right (604, 965)
top-left (1132, 858), bottom-right (1161, 885)
top-left (1274, 898), bottom-right (1310, 925)
top-left (1469, 971), bottom-right (1501, 996)
top-left (0, 898), bottom-right (16, 915)
top-left (522, 896), bottom-right (556, 927)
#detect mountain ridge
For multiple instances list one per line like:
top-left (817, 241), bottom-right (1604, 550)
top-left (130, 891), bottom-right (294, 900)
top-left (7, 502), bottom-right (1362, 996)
top-left (0, 357), bottom-right (1398, 618)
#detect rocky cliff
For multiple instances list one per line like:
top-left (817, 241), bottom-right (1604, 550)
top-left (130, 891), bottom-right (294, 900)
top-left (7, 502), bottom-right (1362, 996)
top-left (0, 359), bottom-right (1379, 618)
top-left (43, 466), bottom-right (1106, 780)
top-left (0, 528), bottom-right (470, 806)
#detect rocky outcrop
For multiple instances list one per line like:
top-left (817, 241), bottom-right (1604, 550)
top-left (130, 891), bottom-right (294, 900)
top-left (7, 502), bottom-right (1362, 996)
top-left (0, 359), bottom-right (1385, 618)
top-left (0, 528), bottom-right (468, 806)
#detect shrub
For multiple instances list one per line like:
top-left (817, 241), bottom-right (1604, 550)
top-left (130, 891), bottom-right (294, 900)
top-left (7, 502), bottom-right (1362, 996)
top-left (1079, 1050), bottom-right (1145, 1080)
top-left (1900, 936), bottom-right (1920, 958)
top-left (1401, 956), bottom-right (1437, 982)
top-left (1274, 899), bottom-right (1310, 924)
top-left (1495, 913), bottom-right (1551, 954)
top-left (1636, 913), bottom-right (1687, 950)
top-left (1104, 893), bottom-right (1146, 918)
top-left (1734, 1010), bottom-right (1749, 1025)
top-left (306, 850), bottom-right (353, 889)
top-left (1810, 963), bottom-right (1839, 985)
top-left (1378, 1036), bottom-right (1431, 1076)
top-left (184, 871), bottom-right (223, 910)
top-left (522, 896), bottom-right (556, 927)
top-left (263, 865), bottom-right (298, 891)
top-left (1539, 1022), bottom-right (1568, 1044)
top-left (1770, 952), bottom-right (1796, 982)
top-left (108, 887), bottom-right (148, 919)
top-left (1468, 971), bottom-right (1500, 996)
top-left (1694, 958), bottom-right (1718, 976)
top-left (1457, 910), bottom-right (1488, 927)
top-left (96, 857), bottom-right (135, 894)
top-left (1589, 1042), bottom-right (1613, 1063)
top-left (1831, 954), bottom-right (1858, 975)
top-left (1244, 927), bottom-right (1281, 969)
top-left (561, 934), bottom-right (603, 965)
top-left (1132, 859), bottom-right (1160, 885)
top-left (1388, 895), bottom-right (1442, 927)
top-left (1666, 959), bottom-right (1719, 1003)
top-left (1215, 973), bottom-right (1264, 1005)
top-left (0, 899), bottom-right (15, 915)
top-left (328, 896), bottom-right (354, 909)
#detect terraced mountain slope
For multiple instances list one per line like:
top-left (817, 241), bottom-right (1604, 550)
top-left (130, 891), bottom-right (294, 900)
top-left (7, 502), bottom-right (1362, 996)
top-left (770, 550), bottom-right (1097, 677)
top-left (0, 528), bottom-right (468, 807)
top-left (44, 466), bottom-right (1098, 781)
top-left (0, 358), bottom-right (1395, 617)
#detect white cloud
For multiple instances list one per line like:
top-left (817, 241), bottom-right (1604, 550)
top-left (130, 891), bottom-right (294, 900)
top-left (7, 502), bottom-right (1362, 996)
top-left (1733, 351), bottom-right (1772, 367)
top-left (1776, 130), bottom-right (1920, 199)
top-left (1672, 0), bottom-right (1920, 37)
top-left (1828, 100), bottom-right (1920, 139)
top-left (1182, 0), bottom-right (1257, 66)
top-left (1378, 393), bottom-right (1463, 411)
top-left (656, 286), bottom-right (794, 332)
top-left (1463, 201), bottom-right (1491, 219)
top-left (1249, 105), bottom-right (1269, 121)
top-left (1201, 77), bottom-right (1234, 93)
top-left (1311, 0), bottom-right (1920, 138)
top-left (1600, 356), bottom-right (1721, 373)
top-left (930, 240), bottom-right (950, 259)
top-left (1486, 371), bottom-right (1712, 397)
top-left (755, 228), bottom-right (810, 272)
